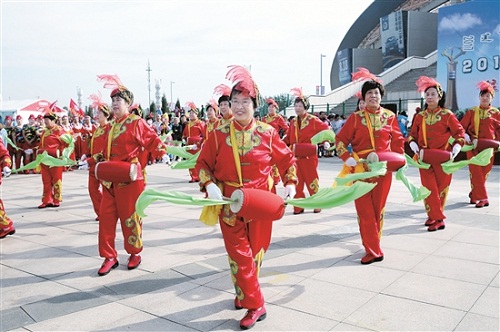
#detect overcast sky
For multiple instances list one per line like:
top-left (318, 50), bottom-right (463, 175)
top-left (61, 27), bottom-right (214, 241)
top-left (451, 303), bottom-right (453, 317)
top-left (1, 0), bottom-right (372, 109)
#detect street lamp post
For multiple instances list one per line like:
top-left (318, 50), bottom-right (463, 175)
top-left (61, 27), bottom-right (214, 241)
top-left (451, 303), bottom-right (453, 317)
top-left (320, 54), bottom-right (326, 95)
top-left (146, 60), bottom-right (152, 108)
top-left (170, 81), bottom-right (175, 106)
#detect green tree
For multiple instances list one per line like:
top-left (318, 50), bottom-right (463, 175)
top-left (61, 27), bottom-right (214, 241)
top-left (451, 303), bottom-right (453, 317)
top-left (149, 102), bottom-right (156, 115)
top-left (161, 94), bottom-right (169, 114)
top-left (175, 98), bottom-right (181, 111)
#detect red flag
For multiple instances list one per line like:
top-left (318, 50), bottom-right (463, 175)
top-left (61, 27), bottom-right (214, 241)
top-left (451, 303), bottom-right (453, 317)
top-left (69, 99), bottom-right (85, 117)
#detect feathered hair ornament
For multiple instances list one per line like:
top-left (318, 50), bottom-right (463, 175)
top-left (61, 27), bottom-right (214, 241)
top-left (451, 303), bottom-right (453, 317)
top-left (207, 99), bottom-right (219, 113)
top-left (185, 101), bottom-right (199, 114)
top-left (88, 91), bottom-right (110, 116)
top-left (477, 81), bottom-right (495, 97)
top-left (266, 98), bottom-right (278, 108)
top-left (213, 84), bottom-right (231, 98)
top-left (41, 100), bottom-right (59, 120)
top-left (290, 87), bottom-right (310, 109)
top-left (354, 91), bottom-right (363, 100)
top-left (416, 76), bottom-right (443, 98)
top-left (88, 91), bottom-right (106, 109)
top-left (225, 65), bottom-right (258, 99)
top-left (96, 74), bottom-right (134, 103)
top-left (96, 74), bottom-right (126, 91)
top-left (351, 67), bottom-right (382, 84)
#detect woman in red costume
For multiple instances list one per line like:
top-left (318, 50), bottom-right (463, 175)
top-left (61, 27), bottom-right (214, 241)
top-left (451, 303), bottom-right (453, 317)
top-left (460, 81), bottom-right (500, 208)
top-left (336, 68), bottom-right (405, 264)
top-left (214, 84), bottom-right (234, 126)
top-left (263, 98), bottom-right (289, 136)
top-left (94, 74), bottom-right (168, 276)
top-left (182, 102), bottom-right (205, 183)
top-left (37, 104), bottom-right (69, 208)
top-left (263, 98), bottom-right (290, 191)
top-left (204, 99), bottom-right (219, 137)
top-left (0, 139), bottom-right (14, 239)
top-left (85, 92), bottom-right (112, 221)
top-left (408, 76), bottom-right (465, 231)
top-left (196, 65), bottom-right (297, 330)
top-left (284, 87), bottom-right (330, 214)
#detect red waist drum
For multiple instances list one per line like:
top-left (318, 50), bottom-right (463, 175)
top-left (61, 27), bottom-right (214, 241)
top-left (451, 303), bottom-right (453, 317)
top-left (366, 151), bottom-right (406, 172)
top-left (229, 188), bottom-right (285, 221)
top-left (473, 138), bottom-right (499, 152)
top-left (419, 149), bottom-right (452, 165)
top-left (95, 161), bottom-right (143, 183)
top-left (293, 143), bottom-right (317, 157)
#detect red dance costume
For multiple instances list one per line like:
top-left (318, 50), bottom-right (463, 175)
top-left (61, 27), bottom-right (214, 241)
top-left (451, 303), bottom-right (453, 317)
top-left (336, 107), bottom-right (404, 259)
top-left (12, 125), bottom-right (25, 170)
top-left (38, 125), bottom-right (68, 206)
top-left (98, 113), bottom-right (166, 260)
top-left (263, 114), bottom-right (289, 189)
top-left (262, 113), bottom-right (289, 134)
top-left (87, 124), bottom-right (110, 219)
top-left (218, 114), bottom-right (234, 127)
top-left (460, 106), bottom-right (500, 203)
top-left (205, 118), bottom-right (219, 137)
top-left (196, 119), bottom-right (297, 310)
top-left (182, 119), bottom-right (205, 182)
top-left (284, 113), bottom-right (329, 212)
top-left (408, 108), bottom-right (465, 220)
top-left (0, 140), bottom-right (14, 238)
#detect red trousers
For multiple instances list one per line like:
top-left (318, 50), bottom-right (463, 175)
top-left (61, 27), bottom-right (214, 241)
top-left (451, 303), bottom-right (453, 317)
top-left (99, 180), bottom-right (144, 258)
top-left (0, 199), bottom-right (13, 227)
top-left (88, 171), bottom-right (102, 218)
top-left (188, 149), bottom-right (199, 181)
top-left (467, 151), bottom-right (494, 202)
top-left (419, 165), bottom-right (451, 220)
top-left (354, 173), bottom-right (392, 258)
top-left (294, 156), bottom-right (320, 212)
top-left (219, 185), bottom-right (272, 310)
top-left (40, 164), bottom-right (63, 204)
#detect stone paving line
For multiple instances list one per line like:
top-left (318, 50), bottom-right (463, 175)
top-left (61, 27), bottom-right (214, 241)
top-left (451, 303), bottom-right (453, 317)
top-left (0, 157), bottom-right (498, 331)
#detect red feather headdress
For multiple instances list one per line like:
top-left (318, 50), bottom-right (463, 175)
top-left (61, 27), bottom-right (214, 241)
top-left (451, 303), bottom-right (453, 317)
top-left (96, 74), bottom-right (127, 91)
top-left (290, 87), bottom-right (310, 109)
top-left (266, 98), bottom-right (278, 108)
top-left (477, 81), bottom-right (495, 97)
top-left (225, 65), bottom-right (258, 98)
top-left (39, 100), bottom-right (59, 119)
top-left (213, 84), bottom-right (231, 98)
top-left (185, 101), bottom-right (198, 113)
top-left (415, 76), bottom-right (443, 97)
top-left (351, 67), bottom-right (382, 84)
top-left (207, 99), bottom-right (219, 112)
top-left (290, 87), bottom-right (305, 99)
top-left (88, 91), bottom-right (107, 109)
top-left (354, 91), bottom-right (363, 100)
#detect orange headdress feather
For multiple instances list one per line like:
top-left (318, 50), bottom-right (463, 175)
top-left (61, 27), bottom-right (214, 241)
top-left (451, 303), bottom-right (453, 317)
top-left (225, 65), bottom-right (257, 98)
top-left (354, 91), bottom-right (363, 99)
top-left (477, 81), bottom-right (495, 97)
top-left (351, 67), bottom-right (382, 84)
top-left (415, 76), bottom-right (443, 97)
top-left (213, 84), bottom-right (231, 97)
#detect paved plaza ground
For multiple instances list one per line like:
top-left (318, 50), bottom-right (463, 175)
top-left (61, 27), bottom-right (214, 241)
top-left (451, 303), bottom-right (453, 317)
top-left (1, 157), bottom-right (498, 331)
